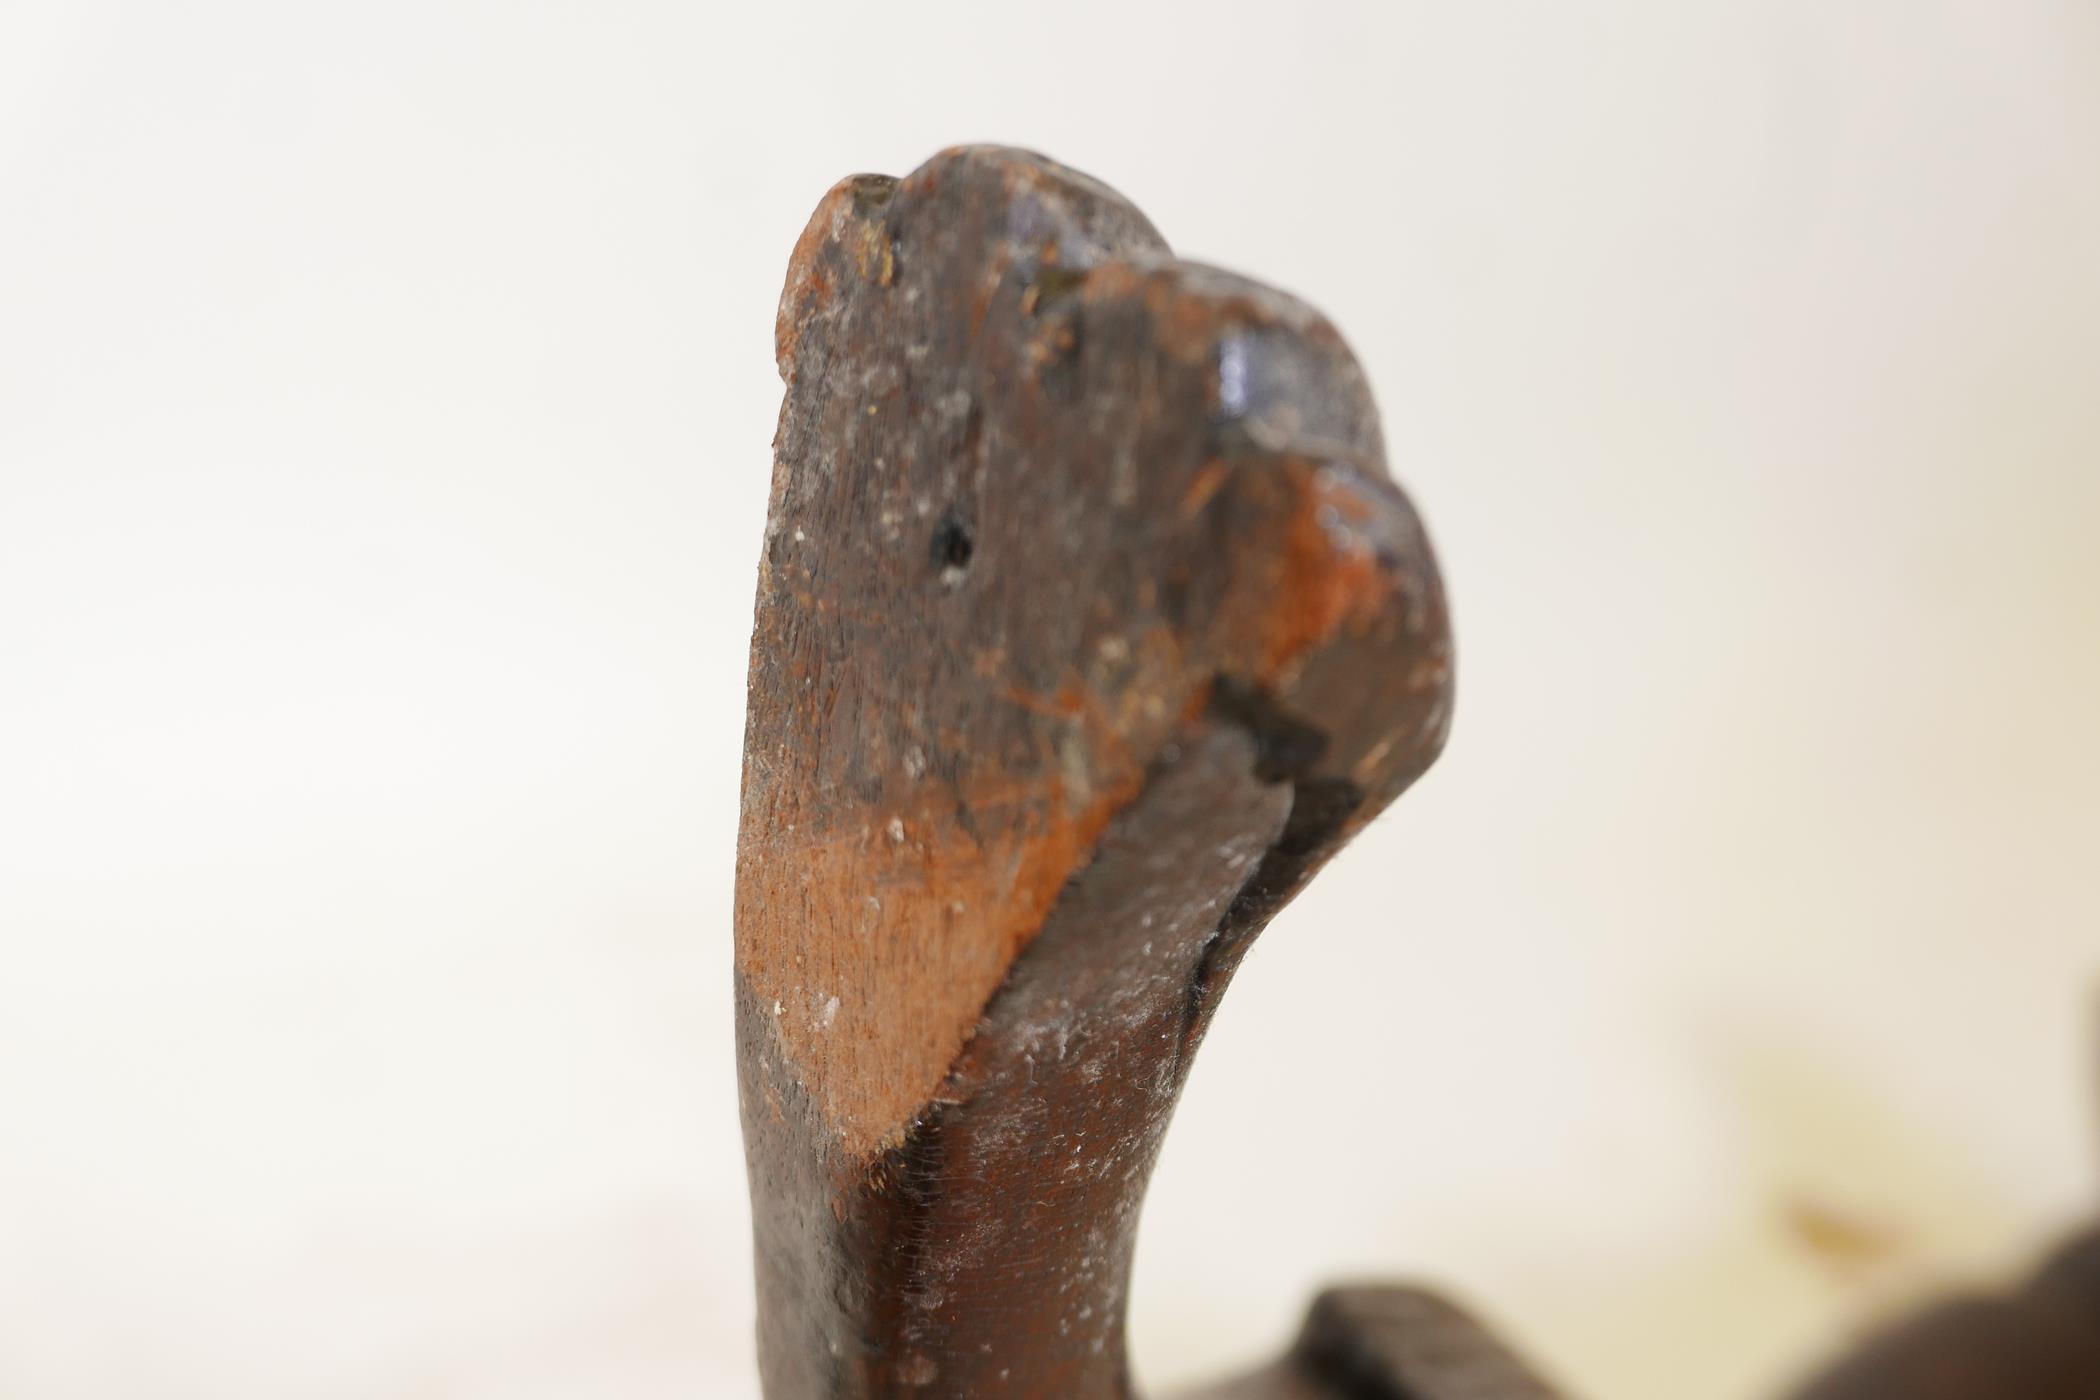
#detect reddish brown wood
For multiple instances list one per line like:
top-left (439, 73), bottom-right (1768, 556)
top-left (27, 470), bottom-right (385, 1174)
top-left (736, 146), bottom-right (1455, 1398)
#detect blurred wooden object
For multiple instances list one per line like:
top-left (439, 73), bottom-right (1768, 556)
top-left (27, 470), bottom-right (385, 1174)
top-left (1780, 1229), bottom-right (2100, 1400)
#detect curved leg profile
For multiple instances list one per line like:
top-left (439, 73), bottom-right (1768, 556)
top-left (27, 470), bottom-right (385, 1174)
top-left (737, 146), bottom-right (1470, 1398)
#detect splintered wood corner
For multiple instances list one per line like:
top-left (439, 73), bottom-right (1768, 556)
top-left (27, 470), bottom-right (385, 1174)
top-left (733, 144), bottom-right (1505, 1400)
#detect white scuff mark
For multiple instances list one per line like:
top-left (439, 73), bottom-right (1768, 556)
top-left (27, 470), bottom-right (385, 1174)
top-left (820, 995), bottom-right (840, 1028)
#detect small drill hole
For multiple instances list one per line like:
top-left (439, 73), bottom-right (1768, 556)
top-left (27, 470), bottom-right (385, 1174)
top-left (931, 516), bottom-right (974, 580)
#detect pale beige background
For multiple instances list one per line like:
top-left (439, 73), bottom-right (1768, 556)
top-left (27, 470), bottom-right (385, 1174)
top-left (3, 2), bottom-right (2097, 1397)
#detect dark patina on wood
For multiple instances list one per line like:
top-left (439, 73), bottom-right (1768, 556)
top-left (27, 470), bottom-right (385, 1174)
top-left (736, 145), bottom-right (1469, 1398)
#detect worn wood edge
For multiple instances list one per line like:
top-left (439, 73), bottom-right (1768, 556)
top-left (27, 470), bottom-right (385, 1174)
top-left (737, 145), bottom-right (1455, 1396)
top-left (739, 144), bottom-right (1450, 1167)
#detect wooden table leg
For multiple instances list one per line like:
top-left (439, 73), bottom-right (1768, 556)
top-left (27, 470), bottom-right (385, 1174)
top-left (737, 145), bottom-right (1459, 1398)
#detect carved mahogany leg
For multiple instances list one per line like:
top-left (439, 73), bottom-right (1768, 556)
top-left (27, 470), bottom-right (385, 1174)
top-left (736, 146), bottom-right (1467, 1398)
